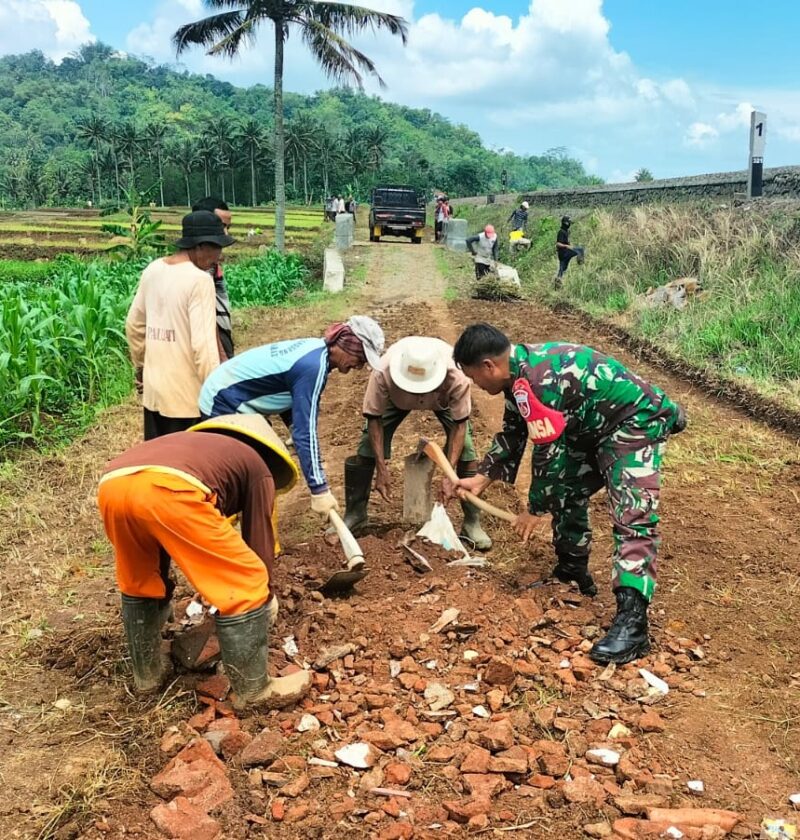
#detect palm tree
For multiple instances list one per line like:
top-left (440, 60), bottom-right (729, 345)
top-left (316, 129), bottom-right (341, 198)
top-left (168, 137), bottom-right (201, 206)
top-left (286, 113), bottom-right (318, 203)
top-left (145, 121), bottom-right (170, 206)
top-left (239, 118), bottom-right (269, 206)
top-left (115, 120), bottom-right (141, 191)
top-left (74, 113), bottom-right (108, 203)
top-left (363, 123), bottom-right (388, 173)
top-left (196, 134), bottom-right (216, 195)
top-left (173, 2), bottom-right (408, 253)
top-left (204, 114), bottom-right (235, 200)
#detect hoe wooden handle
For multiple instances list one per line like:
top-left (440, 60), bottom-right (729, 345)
top-left (328, 509), bottom-right (365, 563)
top-left (418, 439), bottom-right (518, 525)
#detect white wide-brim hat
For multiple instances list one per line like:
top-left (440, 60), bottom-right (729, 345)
top-left (388, 336), bottom-right (452, 394)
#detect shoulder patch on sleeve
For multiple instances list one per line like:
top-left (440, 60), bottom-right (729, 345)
top-left (512, 378), bottom-right (566, 443)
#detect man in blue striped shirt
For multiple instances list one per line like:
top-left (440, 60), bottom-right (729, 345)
top-left (199, 317), bottom-right (384, 517)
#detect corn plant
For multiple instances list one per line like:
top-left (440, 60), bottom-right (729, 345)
top-left (0, 249), bottom-right (309, 452)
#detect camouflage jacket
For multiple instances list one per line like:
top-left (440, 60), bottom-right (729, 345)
top-left (478, 343), bottom-right (679, 512)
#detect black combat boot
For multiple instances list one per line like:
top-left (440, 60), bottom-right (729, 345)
top-left (342, 456), bottom-right (375, 533)
top-left (551, 553), bottom-right (597, 597)
top-left (589, 587), bottom-right (651, 665)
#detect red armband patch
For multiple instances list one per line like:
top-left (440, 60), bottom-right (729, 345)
top-left (512, 378), bottom-right (566, 443)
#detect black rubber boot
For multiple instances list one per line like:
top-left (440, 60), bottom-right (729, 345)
top-left (589, 587), bottom-right (651, 665)
top-left (343, 456), bottom-right (374, 533)
top-left (552, 553), bottom-right (597, 597)
top-left (216, 604), bottom-right (311, 711)
top-left (121, 594), bottom-right (169, 693)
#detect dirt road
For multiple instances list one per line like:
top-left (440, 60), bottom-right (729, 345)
top-left (0, 238), bottom-right (798, 838)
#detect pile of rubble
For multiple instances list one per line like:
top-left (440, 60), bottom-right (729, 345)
top-left (140, 538), bottom-right (788, 838)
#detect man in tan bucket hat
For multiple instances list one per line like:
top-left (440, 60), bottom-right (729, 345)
top-left (342, 336), bottom-right (491, 550)
top-left (97, 413), bottom-right (311, 709)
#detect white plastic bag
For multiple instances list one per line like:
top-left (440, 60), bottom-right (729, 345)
top-left (416, 503), bottom-right (485, 566)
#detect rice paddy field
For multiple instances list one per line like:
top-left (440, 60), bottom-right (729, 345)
top-left (0, 204), bottom-right (325, 260)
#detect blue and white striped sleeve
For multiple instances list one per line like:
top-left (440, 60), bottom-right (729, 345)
top-left (287, 346), bottom-right (330, 494)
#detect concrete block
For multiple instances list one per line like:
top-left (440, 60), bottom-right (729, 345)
top-left (445, 218), bottom-right (468, 252)
top-left (335, 213), bottom-right (355, 250)
top-left (323, 248), bottom-right (345, 293)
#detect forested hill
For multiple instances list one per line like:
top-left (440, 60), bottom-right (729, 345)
top-left (0, 43), bottom-right (601, 208)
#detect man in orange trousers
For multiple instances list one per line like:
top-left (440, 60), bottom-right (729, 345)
top-left (98, 414), bottom-right (310, 709)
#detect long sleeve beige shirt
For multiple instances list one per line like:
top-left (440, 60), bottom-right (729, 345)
top-left (126, 258), bottom-right (220, 418)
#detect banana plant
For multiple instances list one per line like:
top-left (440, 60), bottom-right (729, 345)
top-left (100, 185), bottom-right (168, 260)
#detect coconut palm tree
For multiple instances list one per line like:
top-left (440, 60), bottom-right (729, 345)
top-left (168, 137), bottom-right (201, 206)
top-left (74, 113), bottom-right (108, 203)
top-left (196, 135), bottom-right (216, 195)
top-left (145, 121), bottom-right (170, 206)
top-left (173, 1), bottom-right (408, 253)
top-left (238, 118), bottom-right (270, 206)
top-left (115, 120), bottom-right (141, 191)
top-left (363, 123), bottom-right (388, 173)
top-left (286, 113), bottom-right (318, 203)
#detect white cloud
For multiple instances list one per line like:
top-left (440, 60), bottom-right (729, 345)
top-left (0, 0), bottom-right (94, 62)
top-left (716, 101), bottom-right (754, 132)
top-left (684, 102), bottom-right (755, 147)
top-left (685, 122), bottom-right (719, 147)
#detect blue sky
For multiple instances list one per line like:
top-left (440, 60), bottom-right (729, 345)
top-left (6, 1), bottom-right (800, 181)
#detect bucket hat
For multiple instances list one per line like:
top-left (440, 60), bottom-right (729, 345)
top-left (190, 414), bottom-right (298, 493)
top-left (388, 336), bottom-right (452, 394)
top-left (175, 210), bottom-right (236, 249)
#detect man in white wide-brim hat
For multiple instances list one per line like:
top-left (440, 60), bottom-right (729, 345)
top-left (342, 336), bottom-right (491, 550)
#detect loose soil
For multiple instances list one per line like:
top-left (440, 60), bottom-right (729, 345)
top-left (0, 227), bottom-right (799, 839)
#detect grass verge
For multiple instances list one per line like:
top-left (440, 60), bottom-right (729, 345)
top-left (457, 201), bottom-right (800, 409)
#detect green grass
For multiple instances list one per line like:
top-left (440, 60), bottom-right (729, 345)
top-left (457, 202), bottom-right (800, 405)
top-left (0, 259), bottom-right (59, 283)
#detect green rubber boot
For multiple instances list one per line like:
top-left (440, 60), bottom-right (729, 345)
top-left (121, 594), bottom-right (170, 693)
top-left (457, 462), bottom-right (492, 551)
top-left (216, 604), bottom-right (311, 711)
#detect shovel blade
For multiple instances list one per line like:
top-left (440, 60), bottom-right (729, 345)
top-left (403, 453), bottom-right (435, 524)
top-left (319, 568), bottom-right (369, 596)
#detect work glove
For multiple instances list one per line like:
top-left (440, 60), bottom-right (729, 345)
top-left (310, 490), bottom-right (340, 517)
top-left (134, 367), bottom-right (144, 395)
top-left (266, 594), bottom-right (279, 626)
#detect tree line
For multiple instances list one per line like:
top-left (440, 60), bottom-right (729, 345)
top-left (0, 43), bottom-right (602, 211)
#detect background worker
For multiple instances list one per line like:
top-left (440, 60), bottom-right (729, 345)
top-left (466, 224), bottom-right (499, 279)
top-left (508, 200), bottom-right (529, 232)
top-left (434, 195), bottom-right (450, 242)
top-left (450, 323), bottom-right (687, 665)
top-left (555, 214), bottom-right (584, 287)
top-left (343, 336), bottom-right (491, 550)
top-left (192, 197), bottom-right (235, 361)
top-left (97, 413), bottom-right (311, 709)
top-left (199, 317), bottom-right (385, 518)
top-left (126, 210), bottom-right (234, 441)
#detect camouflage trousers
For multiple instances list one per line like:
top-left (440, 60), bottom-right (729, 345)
top-left (537, 421), bottom-right (669, 601)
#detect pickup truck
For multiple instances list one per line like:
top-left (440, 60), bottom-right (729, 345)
top-left (369, 185), bottom-right (426, 244)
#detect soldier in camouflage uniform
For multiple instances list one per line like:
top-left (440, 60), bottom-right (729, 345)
top-left (451, 323), bottom-right (686, 665)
